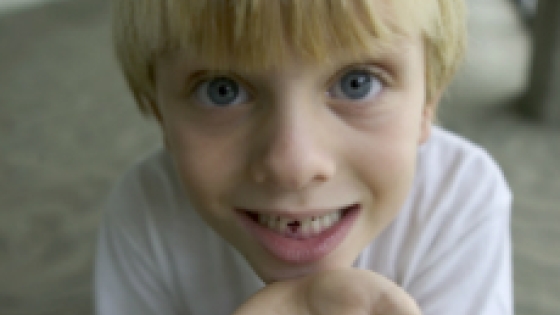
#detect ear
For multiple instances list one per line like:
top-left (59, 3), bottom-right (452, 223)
top-left (418, 93), bottom-right (440, 144)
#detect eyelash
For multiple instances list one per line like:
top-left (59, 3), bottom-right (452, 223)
top-left (188, 65), bottom-right (391, 106)
top-left (335, 66), bottom-right (390, 87)
top-left (328, 66), bottom-right (389, 99)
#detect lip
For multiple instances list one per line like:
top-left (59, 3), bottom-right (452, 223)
top-left (237, 204), bottom-right (360, 264)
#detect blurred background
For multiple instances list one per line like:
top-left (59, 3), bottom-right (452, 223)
top-left (0, 0), bottom-right (558, 314)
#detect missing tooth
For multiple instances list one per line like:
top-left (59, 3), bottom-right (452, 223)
top-left (287, 220), bottom-right (300, 233)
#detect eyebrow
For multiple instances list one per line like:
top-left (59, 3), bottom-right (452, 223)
top-left (160, 36), bottom-right (415, 83)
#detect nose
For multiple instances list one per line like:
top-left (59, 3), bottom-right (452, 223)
top-left (250, 108), bottom-right (336, 191)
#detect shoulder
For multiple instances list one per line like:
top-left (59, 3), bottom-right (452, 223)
top-left (100, 148), bottom-right (181, 255)
top-left (419, 126), bottom-right (505, 180)
top-left (101, 147), bottom-right (219, 245)
top-left (357, 127), bottom-right (513, 313)
top-left (100, 148), bottom-right (210, 263)
top-left (415, 126), bottom-right (511, 213)
top-left (101, 150), bottom-right (265, 313)
top-left (399, 127), bottom-right (513, 314)
top-left (103, 148), bottom-right (197, 224)
top-left (358, 126), bottom-right (512, 274)
top-left (106, 148), bottom-right (182, 211)
top-left (402, 126), bottom-right (512, 258)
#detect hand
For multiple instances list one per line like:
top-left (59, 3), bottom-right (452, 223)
top-left (233, 268), bottom-right (421, 315)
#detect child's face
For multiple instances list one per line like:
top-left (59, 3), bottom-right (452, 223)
top-left (154, 33), bottom-right (435, 283)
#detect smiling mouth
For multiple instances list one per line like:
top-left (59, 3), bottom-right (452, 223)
top-left (238, 204), bottom-right (361, 263)
top-left (244, 204), bottom-right (359, 240)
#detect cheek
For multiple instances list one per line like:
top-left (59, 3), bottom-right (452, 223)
top-left (345, 109), bottom-right (421, 205)
top-left (354, 140), bottom-right (416, 199)
top-left (164, 124), bottom-right (255, 246)
top-left (164, 123), bottom-right (246, 207)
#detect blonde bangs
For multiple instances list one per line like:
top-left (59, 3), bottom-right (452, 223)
top-left (113, 0), bottom-right (465, 115)
top-left (163, 0), bottom-right (425, 70)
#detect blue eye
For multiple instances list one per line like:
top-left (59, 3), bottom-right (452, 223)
top-left (330, 70), bottom-right (382, 101)
top-left (195, 77), bottom-right (249, 107)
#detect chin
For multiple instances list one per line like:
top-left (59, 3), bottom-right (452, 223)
top-left (251, 249), bottom-right (360, 284)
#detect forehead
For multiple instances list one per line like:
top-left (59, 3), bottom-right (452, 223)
top-left (157, 0), bottom-right (435, 72)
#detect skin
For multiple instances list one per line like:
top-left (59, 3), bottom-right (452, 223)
top-left (232, 268), bottom-right (421, 315)
top-left (154, 30), bottom-right (436, 314)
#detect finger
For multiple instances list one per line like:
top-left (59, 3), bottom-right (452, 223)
top-left (232, 279), bottom-right (306, 315)
top-left (304, 269), bottom-right (420, 315)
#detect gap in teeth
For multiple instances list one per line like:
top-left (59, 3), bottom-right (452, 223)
top-left (255, 211), bottom-right (342, 237)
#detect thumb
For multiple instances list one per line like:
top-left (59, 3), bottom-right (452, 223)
top-left (232, 279), bottom-right (307, 315)
top-left (304, 269), bottom-right (421, 315)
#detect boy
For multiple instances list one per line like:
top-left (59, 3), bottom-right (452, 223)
top-left (95, 0), bottom-right (512, 314)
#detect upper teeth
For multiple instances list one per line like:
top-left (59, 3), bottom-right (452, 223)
top-left (257, 211), bottom-right (342, 238)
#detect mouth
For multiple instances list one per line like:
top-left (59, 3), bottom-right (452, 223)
top-left (245, 206), bottom-right (355, 239)
top-left (237, 204), bottom-right (361, 264)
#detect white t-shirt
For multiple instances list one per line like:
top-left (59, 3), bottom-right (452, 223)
top-left (94, 127), bottom-right (512, 315)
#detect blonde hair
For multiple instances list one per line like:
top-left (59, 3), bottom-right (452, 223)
top-left (113, 0), bottom-right (466, 116)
